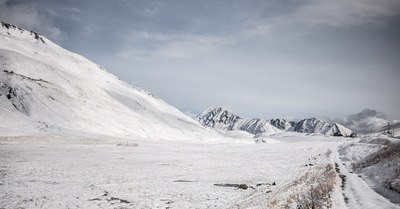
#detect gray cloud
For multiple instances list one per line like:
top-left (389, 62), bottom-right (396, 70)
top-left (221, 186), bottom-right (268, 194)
top-left (333, 109), bottom-right (393, 134)
top-left (47, 7), bottom-right (82, 22)
top-left (117, 31), bottom-right (232, 60)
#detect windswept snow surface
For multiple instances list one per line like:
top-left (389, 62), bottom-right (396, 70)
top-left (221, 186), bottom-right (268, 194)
top-left (0, 133), bottom-right (337, 208)
top-left (2, 133), bottom-right (399, 208)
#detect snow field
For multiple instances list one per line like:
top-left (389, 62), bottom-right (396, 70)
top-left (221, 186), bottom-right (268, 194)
top-left (1, 133), bottom-right (343, 209)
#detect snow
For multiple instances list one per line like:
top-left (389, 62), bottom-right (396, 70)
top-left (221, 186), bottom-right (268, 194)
top-left (2, 133), bottom-right (399, 208)
top-left (0, 133), bottom-right (331, 208)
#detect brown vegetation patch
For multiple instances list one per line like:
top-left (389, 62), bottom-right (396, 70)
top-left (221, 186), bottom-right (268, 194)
top-left (267, 164), bottom-right (338, 209)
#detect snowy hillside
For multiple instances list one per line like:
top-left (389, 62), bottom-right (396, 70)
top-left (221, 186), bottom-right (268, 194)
top-left (197, 107), bottom-right (353, 136)
top-left (0, 22), bottom-right (215, 140)
top-left (196, 106), bottom-right (282, 135)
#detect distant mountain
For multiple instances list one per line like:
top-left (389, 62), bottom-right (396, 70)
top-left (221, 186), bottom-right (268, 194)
top-left (0, 22), bottom-right (215, 140)
top-left (197, 107), bottom-right (353, 136)
top-left (196, 107), bottom-right (282, 135)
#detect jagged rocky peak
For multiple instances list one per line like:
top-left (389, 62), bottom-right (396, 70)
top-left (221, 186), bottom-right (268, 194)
top-left (196, 106), bottom-right (242, 130)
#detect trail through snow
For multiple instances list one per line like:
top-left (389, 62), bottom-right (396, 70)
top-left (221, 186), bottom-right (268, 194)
top-left (335, 140), bottom-right (400, 209)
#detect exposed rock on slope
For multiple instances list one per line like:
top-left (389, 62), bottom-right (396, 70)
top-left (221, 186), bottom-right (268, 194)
top-left (268, 118), bottom-right (293, 131)
top-left (293, 118), bottom-right (331, 133)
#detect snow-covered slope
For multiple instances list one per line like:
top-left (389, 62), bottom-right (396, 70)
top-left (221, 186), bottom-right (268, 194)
top-left (323, 123), bottom-right (353, 136)
top-left (0, 22), bottom-right (215, 140)
top-left (196, 107), bottom-right (282, 135)
top-left (197, 107), bottom-right (353, 136)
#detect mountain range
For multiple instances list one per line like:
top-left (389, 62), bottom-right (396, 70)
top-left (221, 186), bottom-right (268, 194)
top-left (196, 106), bottom-right (353, 136)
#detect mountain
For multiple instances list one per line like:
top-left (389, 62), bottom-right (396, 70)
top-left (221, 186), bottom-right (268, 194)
top-left (196, 106), bottom-right (282, 135)
top-left (197, 106), bottom-right (353, 136)
top-left (0, 22), bottom-right (215, 140)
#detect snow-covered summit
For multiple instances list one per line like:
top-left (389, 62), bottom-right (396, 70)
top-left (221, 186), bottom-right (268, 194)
top-left (197, 106), bottom-right (353, 136)
top-left (0, 22), bottom-right (215, 140)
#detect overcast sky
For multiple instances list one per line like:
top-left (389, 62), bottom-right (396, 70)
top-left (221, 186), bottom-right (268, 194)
top-left (1, 0), bottom-right (400, 120)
